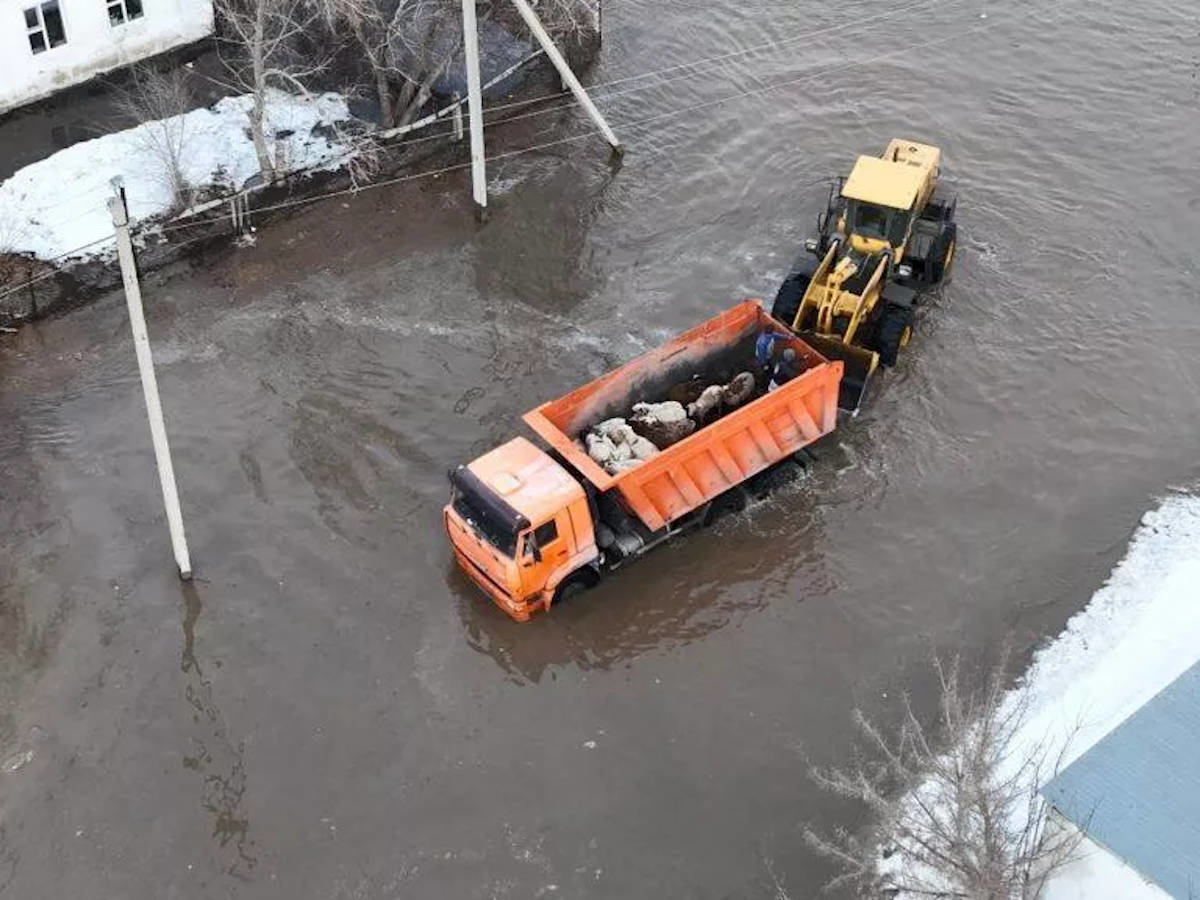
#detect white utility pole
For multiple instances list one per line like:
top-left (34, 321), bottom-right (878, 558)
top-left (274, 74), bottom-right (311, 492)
top-left (458, 0), bottom-right (622, 213)
top-left (460, 0), bottom-right (488, 218)
top-left (509, 0), bottom-right (623, 155)
top-left (108, 190), bottom-right (192, 580)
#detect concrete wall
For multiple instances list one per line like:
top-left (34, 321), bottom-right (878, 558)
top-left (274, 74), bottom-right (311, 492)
top-left (0, 0), bottom-right (213, 114)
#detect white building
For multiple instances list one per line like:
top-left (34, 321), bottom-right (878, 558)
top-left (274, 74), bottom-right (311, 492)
top-left (0, 0), bottom-right (213, 114)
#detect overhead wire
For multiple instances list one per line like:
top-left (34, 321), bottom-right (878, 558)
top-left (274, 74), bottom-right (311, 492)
top-left (461, 0), bottom-right (943, 121)
top-left (3, 4), bottom-right (1004, 304)
top-left (185, 12), bottom-right (1004, 222)
top-left (155, 0), bottom-right (959, 233)
top-left (7, 0), bottom-right (945, 246)
top-left (5, 0), bottom-right (945, 262)
top-left (0, 235), bottom-right (116, 303)
top-left (245, 0), bottom-right (948, 182)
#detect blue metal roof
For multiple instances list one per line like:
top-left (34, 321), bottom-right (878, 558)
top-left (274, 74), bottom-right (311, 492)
top-left (1042, 660), bottom-right (1200, 899)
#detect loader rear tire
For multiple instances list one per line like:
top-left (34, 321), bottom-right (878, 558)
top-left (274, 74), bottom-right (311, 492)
top-left (876, 304), bottom-right (912, 367)
top-left (928, 222), bottom-right (958, 284)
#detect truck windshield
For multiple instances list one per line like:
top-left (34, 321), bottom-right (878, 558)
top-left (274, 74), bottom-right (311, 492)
top-left (450, 484), bottom-right (518, 557)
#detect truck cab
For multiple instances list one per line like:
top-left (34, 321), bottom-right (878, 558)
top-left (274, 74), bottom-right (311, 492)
top-left (444, 437), bottom-right (598, 622)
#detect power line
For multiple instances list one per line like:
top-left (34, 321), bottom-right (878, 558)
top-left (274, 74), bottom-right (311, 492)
top-left (7, 0), bottom-right (944, 248)
top-left (4, 6), bottom-right (1007, 305)
top-left (475, 0), bottom-right (943, 119)
top-left (0, 223), bottom-right (226, 304)
top-left (0, 235), bottom-right (116, 303)
top-left (216, 12), bottom-right (1004, 221)
top-left (157, 0), bottom-right (950, 221)
top-left (267, 0), bottom-right (948, 181)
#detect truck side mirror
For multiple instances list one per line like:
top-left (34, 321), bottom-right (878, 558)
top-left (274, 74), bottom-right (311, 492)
top-left (523, 534), bottom-right (542, 564)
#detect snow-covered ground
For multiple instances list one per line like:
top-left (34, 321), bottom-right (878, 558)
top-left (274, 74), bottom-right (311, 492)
top-left (888, 492), bottom-right (1200, 898)
top-left (1042, 830), bottom-right (1169, 900)
top-left (0, 90), bottom-right (355, 264)
top-left (1028, 493), bottom-right (1200, 898)
top-left (1014, 493), bottom-right (1200, 783)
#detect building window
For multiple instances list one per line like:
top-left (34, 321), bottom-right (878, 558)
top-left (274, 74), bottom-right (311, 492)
top-left (107, 0), bottom-right (143, 26)
top-left (24, 1), bottom-right (67, 54)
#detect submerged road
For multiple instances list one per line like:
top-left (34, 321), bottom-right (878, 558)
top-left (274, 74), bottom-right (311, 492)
top-left (2, 0), bottom-right (1199, 896)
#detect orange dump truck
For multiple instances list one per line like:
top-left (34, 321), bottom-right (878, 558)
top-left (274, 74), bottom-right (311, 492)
top-left (444, 300), bottom-right (843, 621)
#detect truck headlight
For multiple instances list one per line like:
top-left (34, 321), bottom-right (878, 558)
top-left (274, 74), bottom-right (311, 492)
top-left (804, 237), bottom-right (819, 253)
top-left (897, 264), bottom-right (913, 279)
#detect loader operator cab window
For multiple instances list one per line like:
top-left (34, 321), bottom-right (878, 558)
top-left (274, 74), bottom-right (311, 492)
top-left (846, 199), bottom-right (910, 247)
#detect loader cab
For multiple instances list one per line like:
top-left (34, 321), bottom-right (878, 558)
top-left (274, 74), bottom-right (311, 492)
top-left (444, 438), bottom-right (597, 622)
top-left (839, 152), bottom-right (931, 259)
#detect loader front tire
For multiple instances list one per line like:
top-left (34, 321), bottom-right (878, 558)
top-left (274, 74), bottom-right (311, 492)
top-left (771, 272), bottom-right (810, 329)
top-left (876, 304), bottom-right (912, 367)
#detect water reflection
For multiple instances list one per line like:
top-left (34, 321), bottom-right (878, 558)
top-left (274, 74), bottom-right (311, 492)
top-left (451, 488), bottom-right (829, 682)
top-left (473, 160), bottom-right (620, 314)
top-left (179, 582), bottom-right (258, 880)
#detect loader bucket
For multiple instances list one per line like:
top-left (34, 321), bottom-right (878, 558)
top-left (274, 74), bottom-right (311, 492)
top-left (795, 332), bottom-right (878, 411)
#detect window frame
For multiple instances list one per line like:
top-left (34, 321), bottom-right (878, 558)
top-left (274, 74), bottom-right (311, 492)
top-left (23, 0), bottom-right (67, 54)
top-left (520, 520), bottom-right (561, 562)
top-left (846, 199), bottom-right (913, 247)
top-left (106, 0), bottom-right (144, 28)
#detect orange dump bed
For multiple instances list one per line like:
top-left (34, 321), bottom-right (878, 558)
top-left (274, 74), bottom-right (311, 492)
top-left (523, 301), bottom-right (843, 532)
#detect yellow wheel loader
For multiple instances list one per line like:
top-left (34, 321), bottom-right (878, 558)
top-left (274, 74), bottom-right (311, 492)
top-left (771, 138), bottom-right (957, 410)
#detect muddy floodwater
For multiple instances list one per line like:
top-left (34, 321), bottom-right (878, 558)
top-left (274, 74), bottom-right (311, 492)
top-left (2, 0), bottom-right (1199, 896)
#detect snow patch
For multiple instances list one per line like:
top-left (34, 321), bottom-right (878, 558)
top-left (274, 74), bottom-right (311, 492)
top-left (1013, 493), bottom-right (1200, 777)
top-left (1042, 832), bottom-right (1170, 900)
top-left (887, 493), bottom-right (1200, 899)
top-left (0, 90), bottom-right (355, 264)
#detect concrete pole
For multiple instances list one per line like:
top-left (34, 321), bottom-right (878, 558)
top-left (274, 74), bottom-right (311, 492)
top-left (460, 0), bottom-right (488, 216)
top-left (108, 194), bottom-right (192, 580)
top-left (509, 0), bottom-right (623, 155)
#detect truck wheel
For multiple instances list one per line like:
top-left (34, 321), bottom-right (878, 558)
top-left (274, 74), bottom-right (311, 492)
top-left (771, 272), bottom-right (809, 328)
top-left (928, 222), bottom-right (958, 284)
top-left (876, 304), bottom-right (912, 367)
top-left (552, 568), bottom-right (599, 605)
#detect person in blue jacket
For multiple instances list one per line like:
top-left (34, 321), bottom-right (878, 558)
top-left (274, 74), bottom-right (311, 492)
top-left (755, 330), bottom-right (787, 368)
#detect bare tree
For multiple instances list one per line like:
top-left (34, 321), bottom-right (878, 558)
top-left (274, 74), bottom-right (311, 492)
top-left (109, 65), bottom-right (195, 213)
top-left (385, 0), bottom-right (599, 128)
top-left (314, 0), bottom-right (407, 128)
top-left (213, 0), bottom-right (330, 182)
top-left (386, 0), bottom-right (464, 127)
top-left (805, 653), bottom-right (1084, 899)
top-left (526, 0), bottom-right (596, 44)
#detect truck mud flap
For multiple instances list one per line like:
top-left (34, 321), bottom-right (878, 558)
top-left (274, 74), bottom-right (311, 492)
top-left (795, 332), bottom-right (877, 412)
